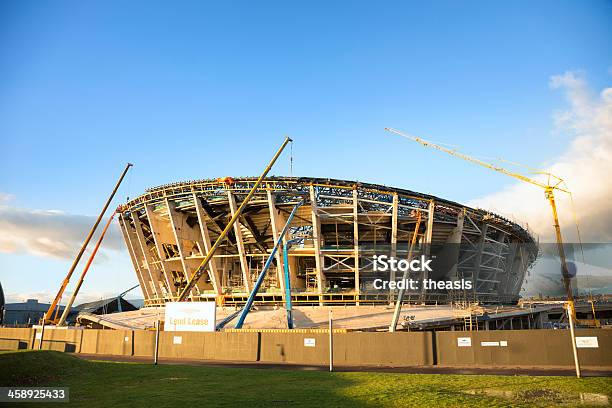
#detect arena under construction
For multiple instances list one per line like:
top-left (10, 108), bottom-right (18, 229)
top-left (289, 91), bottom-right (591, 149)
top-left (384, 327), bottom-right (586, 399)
top-left (116, 176), bottom-right (538, 308)
top-left (10, 139), bottom-right (607, 378)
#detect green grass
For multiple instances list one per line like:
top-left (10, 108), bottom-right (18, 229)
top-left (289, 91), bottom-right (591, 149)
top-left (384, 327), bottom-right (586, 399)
top-left (0, 351), bottom-right (611, 407)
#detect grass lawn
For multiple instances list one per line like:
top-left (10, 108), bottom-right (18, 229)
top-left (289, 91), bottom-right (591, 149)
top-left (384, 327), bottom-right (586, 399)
top-left (0, 351), bottom-right (611, 407)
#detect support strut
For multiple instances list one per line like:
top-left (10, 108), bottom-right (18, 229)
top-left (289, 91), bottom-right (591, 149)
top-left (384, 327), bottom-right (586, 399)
top-left (389, 211), bottom-right (422, 332)
top-left (234, 200), bottom-right (303, 329)
top-left (177, 137), bottom-right (293, 301)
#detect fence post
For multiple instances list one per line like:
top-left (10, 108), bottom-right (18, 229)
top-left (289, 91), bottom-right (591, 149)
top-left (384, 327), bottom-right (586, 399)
top-left (154, 320), bottom-right (160, 365)
top-left (567, 306), bottom-right (581, 378)
top-left (38, 320), bottom-right (46, 350)
top-left (329, 310), bottom-right (333, 372)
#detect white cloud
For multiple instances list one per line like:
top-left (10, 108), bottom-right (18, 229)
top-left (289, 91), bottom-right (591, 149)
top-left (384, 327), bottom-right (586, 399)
top-left (5, 290), bottom-right (120, 305)
top-left (0, 193), bottom-right (14, 203)
top-left (0, 204), bottom-right (125, 260)
top-left (470, 71), bottom-right (612, 243)
top-left (468, 71), bottom-right (612, 297)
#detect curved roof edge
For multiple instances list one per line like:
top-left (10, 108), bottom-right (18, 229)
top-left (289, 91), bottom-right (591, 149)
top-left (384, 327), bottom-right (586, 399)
top-left (130, 176), bottom-right (536, 244)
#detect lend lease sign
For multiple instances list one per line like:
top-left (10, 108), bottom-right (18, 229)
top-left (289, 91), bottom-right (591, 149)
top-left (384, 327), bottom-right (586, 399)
top-left (165, 302), bottom-right (216, 332)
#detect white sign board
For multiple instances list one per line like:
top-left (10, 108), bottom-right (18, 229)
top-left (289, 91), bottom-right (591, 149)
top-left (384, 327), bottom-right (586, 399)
top-left (304, 338), bottom-right (316, 347)
top-left (481, 341), bottom-right (500, 347)
top-left (173, 336), bottom-right (183, 345)
top-left (576, 337), bottom-right (599, 348)
top-left (499, 341), bottom-right (508, 347)
top-left (165, 302), bottom-right (216, 332)
top-left (457, 337), bottom-right (472, 347)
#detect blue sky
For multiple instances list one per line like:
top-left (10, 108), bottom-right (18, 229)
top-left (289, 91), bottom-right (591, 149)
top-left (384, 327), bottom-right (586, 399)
top-left (1, 1), bottom-right (611, 303)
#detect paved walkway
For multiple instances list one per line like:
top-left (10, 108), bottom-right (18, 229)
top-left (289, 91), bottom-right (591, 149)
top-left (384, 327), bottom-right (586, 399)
top-left (75, 353), bottom-right (612, 377)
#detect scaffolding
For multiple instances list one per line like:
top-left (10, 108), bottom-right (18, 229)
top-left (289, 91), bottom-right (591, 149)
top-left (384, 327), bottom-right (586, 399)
top-left (117, 177), bottom-right (537, 307)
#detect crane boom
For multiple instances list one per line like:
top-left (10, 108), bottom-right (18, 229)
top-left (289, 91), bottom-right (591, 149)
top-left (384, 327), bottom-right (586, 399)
top-left (56, 212), bottom-right (117, 326)
top-left (44, 163), bottom-right (132, 324)
top-left (384, 128), bottom-right (569, 193)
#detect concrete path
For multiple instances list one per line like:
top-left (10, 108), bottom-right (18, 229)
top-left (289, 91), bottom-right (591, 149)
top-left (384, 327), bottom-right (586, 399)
top-left (75, 353), bottom-right (612, 377)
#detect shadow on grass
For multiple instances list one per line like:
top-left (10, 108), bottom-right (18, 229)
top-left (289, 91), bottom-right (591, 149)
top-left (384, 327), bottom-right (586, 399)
top-left (1, 351), bottom-right (610, 408)
top-left (0, 351), bottom-right (373, 408)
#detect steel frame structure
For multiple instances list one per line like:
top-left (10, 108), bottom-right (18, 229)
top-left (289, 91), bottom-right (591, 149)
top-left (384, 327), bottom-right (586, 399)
top-left (117, 177), bottom-right (537, 307)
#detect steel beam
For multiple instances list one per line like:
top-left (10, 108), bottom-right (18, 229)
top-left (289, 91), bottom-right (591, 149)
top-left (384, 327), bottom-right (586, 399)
top-left (228, 191), bottom-right (252, 292)
top-left (131, 211), bottom-right (164, 299)
top-left (390, 193), bottom-right (399, 284)
top-left (421, 200), bottom-right (435, 299)
top-left (267, 190), bottom-right (288, 296)
top-left (352, 188), bottom-right (360, 298)
top-left (473, 224), bottom-right (489, 298)
top-left (192, 194), bottom-right (222, 295)
top-left (309, 185), bottom-right (325, 304)
top-left (165, 199), bottom-right (202, 294)
top-left (144, 205), bottom-right (175, 297)
top-left (118, 214), bottom-right (149, 299)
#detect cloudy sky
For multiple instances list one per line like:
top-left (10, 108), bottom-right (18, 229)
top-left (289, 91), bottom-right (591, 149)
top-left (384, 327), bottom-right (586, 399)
top-left (1, 1), bottom-right (610, 304)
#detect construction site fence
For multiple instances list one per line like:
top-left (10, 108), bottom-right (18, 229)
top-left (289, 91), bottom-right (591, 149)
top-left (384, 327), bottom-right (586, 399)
top-left (0, 327), bottom-right (610, 368)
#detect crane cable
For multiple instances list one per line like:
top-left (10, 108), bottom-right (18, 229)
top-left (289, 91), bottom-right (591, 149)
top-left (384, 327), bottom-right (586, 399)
top-left (476, 155), bottom-right (543, 175)
top-left (127, 165), bottom-right (133, 202)
top-left (556, 179), bottom-right (589, 296)
top-left (290, 139), bottom-right (294, 177)
top-left (567, 187), bottom-right (593, 305)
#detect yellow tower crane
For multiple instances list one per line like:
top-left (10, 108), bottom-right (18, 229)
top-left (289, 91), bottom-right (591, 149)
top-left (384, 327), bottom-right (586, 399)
top-left (384, 127), bottom-right (584, 318)
top-left (385, 127), bottom-right (590, 377)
